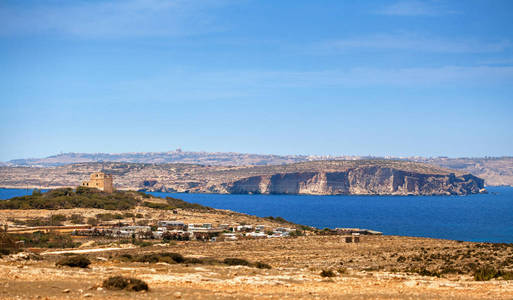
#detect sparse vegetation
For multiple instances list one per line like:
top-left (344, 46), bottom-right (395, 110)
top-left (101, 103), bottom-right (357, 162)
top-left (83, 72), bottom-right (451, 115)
top-left (473, 266), bottom-right (500, 281)
top-left (320, 269), bottom-right (337, 277)
top-left (264, 216), bottom-right (291, 224)
top-left (86, 217), bottom-right (99, 226)
top-left (96, 213), bottom-right (124, 221)
top-left (103, 276), bottom-right (148, 291)
top-left (223, 257), bottom-right (251, 266)
top-left (0, 187), bottom-right (138, 210)
top-left (69, 214), bottom-right (84, 224)
top-left (116, 252), bottom-right (269, 269)
top-left (56, 255), bottom-right (91, 268)
top-left (255, 261), bottom-right (272, 269)
top-left (135, 252), bottom-right (185, 264)
top-left (0, 187), bottom-right (211, 215)
top-left (165, 196), bottom-right (212, 211)
top-left (9, 231), bottom-right (79, 248)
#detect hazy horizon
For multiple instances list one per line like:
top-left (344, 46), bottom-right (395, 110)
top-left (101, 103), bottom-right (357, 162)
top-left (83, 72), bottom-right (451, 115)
top-left (4, 148), bottom-right (512, 163)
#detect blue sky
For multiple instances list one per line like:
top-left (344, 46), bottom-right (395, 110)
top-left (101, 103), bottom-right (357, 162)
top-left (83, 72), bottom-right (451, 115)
top-left (1, 0), bottom-right (512, 161)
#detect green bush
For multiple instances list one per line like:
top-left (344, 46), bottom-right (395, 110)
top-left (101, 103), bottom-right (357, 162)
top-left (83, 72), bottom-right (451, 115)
top-left (56, 255), bottom-right (91, 268)
top-left (474, 266), bottom-right (498, 281)
top-left (103, 276), bottom-right (148, 291)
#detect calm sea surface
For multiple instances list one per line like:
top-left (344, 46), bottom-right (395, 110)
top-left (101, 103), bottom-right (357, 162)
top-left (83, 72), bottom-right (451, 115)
top-left (1, 187), bottom-right (512, 243)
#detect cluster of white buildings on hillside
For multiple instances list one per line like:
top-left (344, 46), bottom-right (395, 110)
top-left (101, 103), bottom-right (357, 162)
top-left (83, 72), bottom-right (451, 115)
top-left (73, 220), bottom-right (298, 242)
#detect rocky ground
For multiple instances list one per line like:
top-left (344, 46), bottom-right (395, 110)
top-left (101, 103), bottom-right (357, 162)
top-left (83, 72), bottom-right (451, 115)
top-left (1, 235), bottom-right (512, 299)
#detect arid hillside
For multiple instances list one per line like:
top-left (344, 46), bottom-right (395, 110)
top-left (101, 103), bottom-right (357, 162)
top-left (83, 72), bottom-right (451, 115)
top-left (4, 151), bottom-right (511, 186)
top-left (0, 160), bottom-right (485, 195)
top-left (414, 157), bottom-right (513, 186)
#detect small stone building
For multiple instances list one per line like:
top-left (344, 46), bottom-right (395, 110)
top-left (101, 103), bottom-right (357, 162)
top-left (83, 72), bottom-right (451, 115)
top-left (82, 172), bottom-right (113, 193)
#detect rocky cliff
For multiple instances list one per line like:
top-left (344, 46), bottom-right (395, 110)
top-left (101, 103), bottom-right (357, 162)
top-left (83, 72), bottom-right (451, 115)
top-left (215, 166), bottom-right (485, 195)
top-left (4, 151), bottom-right (512, 186)
top-left (0, 160), bottom-right (486, 196)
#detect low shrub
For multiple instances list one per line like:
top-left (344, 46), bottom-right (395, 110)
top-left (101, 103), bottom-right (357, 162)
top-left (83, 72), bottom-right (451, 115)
top-left (474, 266), bottom-right (498, 281)
top-left (135, 252), bottom-right (184, 264)
top-left (103, 276), bottom-right (148, 291)
top-left (117, 253), bottom-right (133, 261)
top-left (255, 261), bottom-right (272, 269)
top-left (86, 217), bottom-right (98, 226)
top-left (223, 258), bottom-right (251, 266)
top-left (10, 231), bottom-right (79, 248)
top-left (0, 248), bottom-right (13, 256)
top-left (417, 268), bottom-right (441, 277)
top-left (165, 196), bottom-right (212, 211)
top-left (133, 240), bottom-right (153, 247)
top-left (320, 269), bottom-right (337, 277)
top-left (96, 213), bottom-right (116, 222)
top-left (56, 255), bottom-right (91, 268)
top-left (264, 216), bottom-right (292, 224)
top-left (184, 257), bottom-right (204, 264)
top-left (498, 270), bottom-right (513, 280)
top-left (69, 214), bottom-right (84, 224)
top-left (50, 214), bottom-right (67, 225)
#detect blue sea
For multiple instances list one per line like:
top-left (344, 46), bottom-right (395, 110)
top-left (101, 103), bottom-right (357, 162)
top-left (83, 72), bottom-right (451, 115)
top-left (1, 187), bottom-right (512, 243)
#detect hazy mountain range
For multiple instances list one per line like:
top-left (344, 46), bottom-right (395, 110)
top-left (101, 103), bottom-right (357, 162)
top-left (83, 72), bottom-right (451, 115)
top-left (2, 150), bottom-right (512, 186)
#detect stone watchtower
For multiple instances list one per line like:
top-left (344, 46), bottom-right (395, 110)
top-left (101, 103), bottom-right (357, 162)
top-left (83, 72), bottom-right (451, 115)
top-left (81, 172), bottom-right (114, 193)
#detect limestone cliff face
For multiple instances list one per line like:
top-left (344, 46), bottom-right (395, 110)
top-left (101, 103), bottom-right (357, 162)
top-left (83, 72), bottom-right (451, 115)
top-left (218, 166), bottom-right (485, 195)
top-left (0, 160), bottom-right (486, 195)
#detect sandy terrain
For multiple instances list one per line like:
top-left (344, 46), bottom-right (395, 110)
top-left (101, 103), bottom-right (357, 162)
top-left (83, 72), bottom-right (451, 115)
top-left (1, 235), bottom-right (512, 299)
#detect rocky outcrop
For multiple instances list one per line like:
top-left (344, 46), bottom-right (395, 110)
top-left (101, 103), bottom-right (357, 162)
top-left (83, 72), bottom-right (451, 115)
top-left (0, 160), bottom-right (486, 195)
top-left (217, 166), bottom-right (485, 195)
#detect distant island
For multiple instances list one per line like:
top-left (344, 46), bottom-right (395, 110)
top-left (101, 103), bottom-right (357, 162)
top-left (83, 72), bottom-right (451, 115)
top-left (1, 150), bottom-right (511, 186)
top-left (0, 160), bottom-right (485, 196)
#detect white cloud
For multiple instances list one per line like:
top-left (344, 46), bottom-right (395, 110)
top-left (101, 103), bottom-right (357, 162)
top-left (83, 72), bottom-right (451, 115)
top-left (0, 0), bottom-right (229, 37)
top-left (376, 0), bottom-right (454, 16)
top-left (315, 34), bottom-right (511, 54)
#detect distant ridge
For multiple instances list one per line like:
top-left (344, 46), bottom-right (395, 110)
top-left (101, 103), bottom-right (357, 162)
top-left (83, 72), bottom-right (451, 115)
top-left (3, 151), bottom-right (513, 186)
top-left (5, 150), bottom-right (368, 167)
